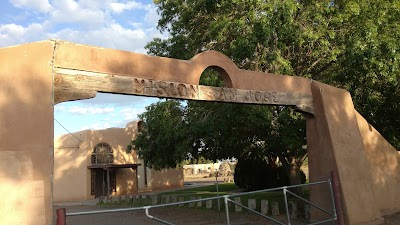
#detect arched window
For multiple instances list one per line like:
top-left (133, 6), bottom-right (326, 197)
top-left (91, 142), bottom-right (114, 164)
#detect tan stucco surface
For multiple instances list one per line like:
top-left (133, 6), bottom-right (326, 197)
top-left (53, 41), bottom-right (312, 94)
top-left (0, 40), bottom-right (399, 225)
top-left (115, 168), bottom-right (138, 196)
top-left (54, 121), bottom-right (183, 202)
top-left (0, 42), bottom-right (54, 225)
top-left (307, 81), bottom-right (386, 225)
top-left (151, 168), bottom-right (184, 191)
top-left (54, 122), bottom-right (139, 202)
top-left (356, 112), bottom-right (400, 216)
top-left (54, 131), bottom-right (88, 202)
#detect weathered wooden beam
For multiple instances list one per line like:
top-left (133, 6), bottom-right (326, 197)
top-left (53, 69), bottom-right (314, 115)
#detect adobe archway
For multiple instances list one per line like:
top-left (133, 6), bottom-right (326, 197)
top-left (0, 40), bottom-right (398, 225)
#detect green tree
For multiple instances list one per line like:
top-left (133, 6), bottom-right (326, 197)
top-left (133, 0), bottom-right (399, 189)
top-left (148, 0), bottom-right (399, 149)
top-left (269, 108), bottom-right (308, 188)
top-left (328, 1), bottom-right (400, 148)
top-left (127, 100), bottom-right (190, 170)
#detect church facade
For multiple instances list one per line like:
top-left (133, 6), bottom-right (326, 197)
top-left (53, 121), bottom-right (183, 202)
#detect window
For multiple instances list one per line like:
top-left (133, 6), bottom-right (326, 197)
top-left (91, 143), bottom-right (114, 164)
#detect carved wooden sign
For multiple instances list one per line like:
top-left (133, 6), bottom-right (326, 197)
top-left (54, 69), bottom-right (314, 114)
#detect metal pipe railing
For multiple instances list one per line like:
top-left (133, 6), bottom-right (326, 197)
top-left (283, 188), bottom-right (291, 225)
top-left (228, 198), bottom-right (286, 225)
top-left (59, 175), bottom-right (339, 225)
top-left (144, 206), bottom-right (174, 225)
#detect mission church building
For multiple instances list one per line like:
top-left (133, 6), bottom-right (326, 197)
top-left (54, 120), bottom-right (183, 202)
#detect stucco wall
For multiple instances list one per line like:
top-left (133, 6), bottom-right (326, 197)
top-left (115, 168), bottom-right (138, 196)
top-left (151, 168), bottom-right (184, 191)
top-left (85, 127), bottom-right (138, 164)
top-left (0, 42), bottom-right (54, 225)
top-left (54, 131), bottom-right (88, 202)
top-left (54, 120), bottom-right (184, 201)
top-left (54, 122), bottom-right (139, 201)
top-left (356, 112), bottom-right (400, 216)
top-left (137, 165), bottom-right (152, 192)
top-left (1, 40), bottom-right (398, 225)
top-left (307, 81), bottom-right (385, 225)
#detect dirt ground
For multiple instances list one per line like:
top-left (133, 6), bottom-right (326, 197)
top-left (54, 205), bottom-right (310, 225)
top-left (54, 204), bottom-right (400, 225)
top-left (53, 178), bottom-right (400, 224)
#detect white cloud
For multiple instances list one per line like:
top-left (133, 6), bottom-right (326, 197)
top-left (79, 110), bottom-right (139, 131)
top-left (143, 4), bottom-right (159, 25)
top-left (110, 1), bottom-right (144, 14)
top-left (48, 22), bottom-right (162, 53)
top-left (119, 107), bottom-right (147, 121)
top-left (73, 0), bottom-right (114, 10)
top-left (68, 106), bottom-right (115, 114)
top-left (1, 0), bottom-right (170, 135)
top-left (9, 0), bottom-right (53, 13)
top-left (75, 93), bottom-right (156, 105)
top-left (81, 122), bottom-right (113, 130)
top-left (54, 105), bottom-right (66, 112)
top-left (49, 0), bottom-right (109, 28)
top-left (0, 23), bottom-right (46, 46)
top-left (1, 0), bottom-right (167, 53)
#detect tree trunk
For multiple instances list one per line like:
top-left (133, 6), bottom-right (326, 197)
top-left (277, 153), bottom-right (305, 196)
top-left (288, 160), bottom-right (303, 196)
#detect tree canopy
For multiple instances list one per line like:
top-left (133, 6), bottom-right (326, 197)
top-left (147, 0), bottom-right (399, 149)
top-left (130, 0), bottom-right (399, 186)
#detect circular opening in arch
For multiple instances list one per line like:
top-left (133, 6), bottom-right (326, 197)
top-left (199, 66), bottom-right (233, 88)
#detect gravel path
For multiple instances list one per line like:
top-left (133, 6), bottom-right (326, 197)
top-left (54, 205), bottom-right (309, 225)
top-left (54, 175), bottom-right (400, 225)
top-left (54, 204), bottom-right (400, 225)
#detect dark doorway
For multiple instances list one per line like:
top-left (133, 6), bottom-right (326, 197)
top-left (91, 169), bottom-right (116, 198)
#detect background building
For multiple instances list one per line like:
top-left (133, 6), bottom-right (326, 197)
top-left (54, 121), bottom-right (183, 202)
top-left (183, 163), bottom-right (221, 177)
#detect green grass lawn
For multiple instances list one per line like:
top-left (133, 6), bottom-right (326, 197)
top-left (102, 183), bottom-right (310, 217)
top-left (161, 183), bottom-right (241, 196)
top-left (153, 183), bottom-right (308, 214)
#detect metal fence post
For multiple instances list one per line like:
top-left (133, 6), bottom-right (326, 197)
top-left (283, 187), bottom-right (291, 225)
top-left (56, 208), bottom-right (66, 225)
top-left (331, 171), bottom-right (345, 225)
top-left (224, 196), bottom-right (230, 225)
top-left (64, 179), bottom-right (337, 225)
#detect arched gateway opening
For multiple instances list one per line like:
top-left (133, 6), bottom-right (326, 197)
top-left (0, 40), bottom-right (398, 225)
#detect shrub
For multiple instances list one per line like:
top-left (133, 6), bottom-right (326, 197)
top-left (234, 156), bottom-right (280, 190)
top-left (234, 156), bottom-right (306, 190)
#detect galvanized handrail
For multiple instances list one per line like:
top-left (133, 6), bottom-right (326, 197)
top-left (227, 198), bottom-right (286, 225)
top-left (59, 172), bottom-right (341, 225)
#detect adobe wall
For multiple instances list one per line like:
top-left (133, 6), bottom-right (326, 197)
top-left (151, 168), bottom-right (184, 191)
top-left (85, 124), bottom-right (141, 196)
top-left (1, 40), bottom-right (399, 225)
top-left (307, 81), bottom-right (385, 225)
top-left (53, 120), bottom-right (184, 201)
top-left (0, 42), bottom-right (54, 225)
top-left (115, 168), bottom-right (138, 196)
top-left (85, 127), bottom-right (138, 164)
top-left (356, 112), bottom-right (400, 216)
top-left (53, 41), bottom-right (312, 93)
top-left (54, 131), bottom-right (88, 202)
top-left (54, 123), bottom-right (139, 201)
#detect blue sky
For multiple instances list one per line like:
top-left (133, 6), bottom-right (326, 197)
top-left (0, 0), bottom-right (164, 137)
